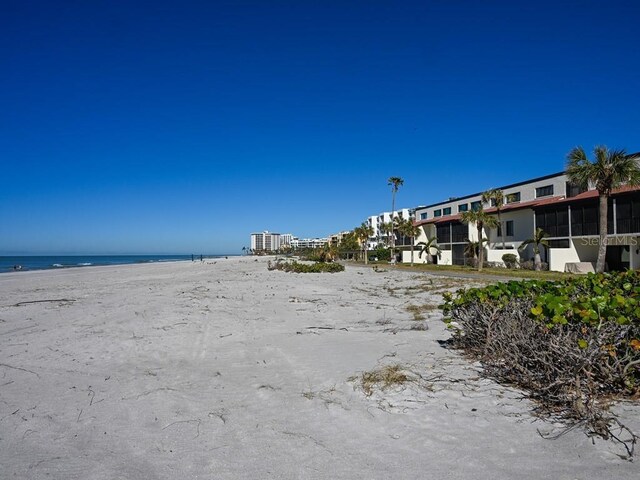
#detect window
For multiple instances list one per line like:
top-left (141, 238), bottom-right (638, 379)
top-left (458, 203), bottom-right (468, 212)
top-left (506, 192), bottom-right (521, 203)
top-left (470, 201), bottom-right (482, 211)
top-left (506, 220), bottom-right (514, 237)
top-left (536, 185), bottom-right (554, 198)
top-left (434, 209), bottom-right (442, 217)
top-left (566, 182), bottom-right (586, 198)
top-left (615, 194), bottom-right (640, 233)
top-left (548, 239), bottom-right (570, 248)
top-left (436, 224), bottom-right (450, 243)
top-left (568, 203), bottom-right (599, 236)
top-left (497, 220), bottom-right (514, 237)
top-left (420, 212), bottom-right (428, 220)
top-left (535, 206), bottom-right (569, 237)
top-left (451, 222), bottom-right (467, 243)
top-left (442, 207), bottom-right (452, 215)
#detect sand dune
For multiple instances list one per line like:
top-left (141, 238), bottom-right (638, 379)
top-left (0, 257), bottom-right (637, 479)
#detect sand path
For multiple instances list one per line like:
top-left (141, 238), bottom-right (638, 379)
top-left (0, 257), bottom-right (638, 479)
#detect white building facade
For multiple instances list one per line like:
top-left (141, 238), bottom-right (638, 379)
top-left (250, 231), bottom-right (281, 252)
top-left (411, 166), bottom-right (640, 272)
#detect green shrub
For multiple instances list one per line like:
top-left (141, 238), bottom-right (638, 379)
top-left (369, 246), bottom-right (390, 262)
top-left (501, 253), bottom-right (518, 269)
top-left (268, 260), bottom-right (344, 273)
top-left (441, 271), bottom-right (640, 454)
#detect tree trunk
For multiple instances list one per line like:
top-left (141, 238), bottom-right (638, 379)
top-left (499, 210), bottom-right (506, 250)
top-left (410, 240), bottom-right (414, 266)
top-left (534, 251), bottom-right (541, 271)
top-left (390, 193), bottom-right (396, 264)
top-left (477, 224), bottom-right (484, 271)
top-left (364, 244), bottom-right (368, 265)
top-left (596, 194), bottom-right (608, 273)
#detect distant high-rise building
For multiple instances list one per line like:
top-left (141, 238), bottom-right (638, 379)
top-left (250, 231), bottom-right (281, 252)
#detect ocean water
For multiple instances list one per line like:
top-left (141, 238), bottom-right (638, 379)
top-left (0, 255), bottom-right (205, 273)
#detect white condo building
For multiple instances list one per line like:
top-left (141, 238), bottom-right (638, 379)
top-left (250, 231), bottom-right (281, 252)
top-left (366, 208), bottom-right (413, 249)
top-left (410, 161), bottom-right (640, 272)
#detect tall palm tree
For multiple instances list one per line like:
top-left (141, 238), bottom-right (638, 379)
top-left (397, 217), bottom-right (421, 266)
top-left (354, 223), bottom-right (374, 264)
top-left (482, 188), bottom-right (505, 250)
top-left (460, 208), bottom-right (499, 271)
top-left (518, 227), bottom-right (550, 271)
top-left (566, 146), bottom-right (640, 273)
top-left (388, 176), bottom-right (404, 263)
top-left (416, 236), bottom-right (442, 264)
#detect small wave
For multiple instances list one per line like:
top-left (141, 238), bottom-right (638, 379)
top-left (53, 264), bottom-right (64, 268)
top-left (77, 263), bottom-right (93, 266)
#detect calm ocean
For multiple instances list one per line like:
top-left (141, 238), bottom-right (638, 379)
top-left (0, 255), bottom-right (208, 273)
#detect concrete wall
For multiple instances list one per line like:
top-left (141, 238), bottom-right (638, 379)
top-left (548, 245), bottom-right (581, 272)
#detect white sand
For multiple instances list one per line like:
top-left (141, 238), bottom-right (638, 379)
top-left (0, 257), bottom-right (638, 479)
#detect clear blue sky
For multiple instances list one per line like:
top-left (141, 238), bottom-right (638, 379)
top-left (1, 0), bottom-right (639, 254)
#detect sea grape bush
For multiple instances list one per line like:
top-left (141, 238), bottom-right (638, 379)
top-left (268, 259), bottom-right (344, 273)
top-left (441, 271), bottom-right (640, 454)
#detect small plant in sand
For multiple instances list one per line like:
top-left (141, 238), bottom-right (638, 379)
top-left (351, 364), bottom-right (410, 397)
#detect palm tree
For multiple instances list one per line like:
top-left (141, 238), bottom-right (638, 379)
top-left (518, 227), bottom-right (550, 271)
top-left (380, 221), bottom-right (394, 248)
top-left (388, 176), bottom-right (404, 263)
top-left (464, 238), bottom-right (487, 266)
top-left (566, 146), bottom-right (640, 273)
top-left (397, 217), bottom-right (421, 266)
top-left (460, 208), bottom-right (499, 271)
top-left (354, 223), bottom-right (374, 264)
top-left (482, 188), bottom-right (505, 250)
top-left (416, 236), bottom-right (442, 264)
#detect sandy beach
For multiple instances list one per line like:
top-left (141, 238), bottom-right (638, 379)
top-left (1, 257), bottom-right (638, 479)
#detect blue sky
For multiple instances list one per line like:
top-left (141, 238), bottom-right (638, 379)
top-left (1, 0), bottom-right (639, 254)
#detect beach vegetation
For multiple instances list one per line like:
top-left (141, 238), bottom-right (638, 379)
top-left (268, 259), bottom-right (344, 273)
top-left (441, 270), bottom-right (640, 456)
top-left (352, 364), bottom-right (410, 396)
top-left (566, 146), bottom-right (640, 273)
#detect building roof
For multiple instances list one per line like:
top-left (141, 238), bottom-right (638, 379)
top-left (414, 185), bottom-right (640, 226)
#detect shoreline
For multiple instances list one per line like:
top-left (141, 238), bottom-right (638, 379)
top-left (0, 258), bottom-right (637, 479)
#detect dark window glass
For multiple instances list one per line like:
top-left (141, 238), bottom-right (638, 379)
top-left (548, 239), bottom-right (570, 248)
top-left (420, 212), bottom-right (428, 220)
top-left (436, 224), bottom-right (450, 243)
top-left (536, 185), bottom-right (554, 197)
top-left (458, 204), bottom-right (468, 212)
top-left (506, 220), bottom-right (514, 237)
top-left (451, 222), bottom-right (467, 243)
top-left (566, 182), bottom-right (587, 198)
top-left (443, 207), bottom-right (452, 215)
top-left (434, 209), bottom-right (442, 217)
top-left (470, 201), bottom-right (482, 211)
top-left (583, 204), bottom-right (598, 235)
top-left (507, 192), bottom-right (521, 203)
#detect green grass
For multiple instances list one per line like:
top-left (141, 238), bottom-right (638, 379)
top-left (367, 261), bottom-right (576, 281)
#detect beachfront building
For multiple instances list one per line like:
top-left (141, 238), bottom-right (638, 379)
top-left (280, 233), bottom-right (294, 247)
top-left (290, 237), bottom-right (328, 249)
top-left (412, 163), bottom-right (640, 272)
top-left (329, 231), bottom-right (353, 247)
top-left (366, 208), bottom-right (413, 249)
top-left (250, 231), bottom-right (281, 253)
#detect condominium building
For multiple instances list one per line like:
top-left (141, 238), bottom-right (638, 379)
top-left (366, 208), bottom-right (413, 249)
top-left (290, 237), bottom-right (328, 249)
top-left (250, 231), bottom-right (281, 252)
top-left (412, 159), bottom-right (640, 272)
